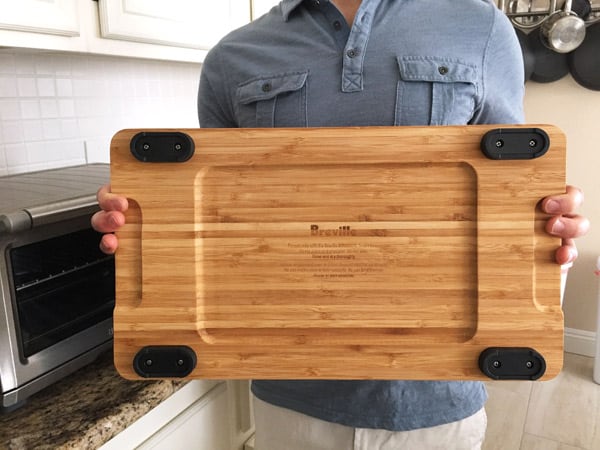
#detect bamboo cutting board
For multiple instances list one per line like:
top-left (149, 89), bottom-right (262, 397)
top-left (110, 125), bottom-right (566, 381)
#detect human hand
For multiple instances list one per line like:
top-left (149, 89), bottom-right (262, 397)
top-left (91, 184), bottom-right (128, 254)
top-left (541, 185), bottom-right (590, 265)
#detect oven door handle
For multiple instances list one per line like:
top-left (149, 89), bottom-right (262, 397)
top-left (0, 196), bottom-right (99, 234)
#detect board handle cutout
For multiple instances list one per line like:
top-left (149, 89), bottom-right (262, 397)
top-left (481, 128), bottom-right (549, 160)
top-left (478, 347), bottom-right (546, 380)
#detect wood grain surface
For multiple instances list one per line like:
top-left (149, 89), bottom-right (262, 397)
top-left (110, 125), bottom-right (566, 380)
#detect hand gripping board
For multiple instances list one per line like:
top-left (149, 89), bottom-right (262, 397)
top-left (110, 125), bottom-right (566, 381)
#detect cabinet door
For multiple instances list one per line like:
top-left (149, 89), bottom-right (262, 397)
top-left (0, 0), bottom-right (79, 36)
top-left (227, 380), bottom-right (255, 450)
top-left (98, 0), bottom-right (251, 49)
top-left (138, 383), bottom-right (232, 450)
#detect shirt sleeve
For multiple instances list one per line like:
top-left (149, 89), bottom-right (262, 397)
top-left (197, 47), bottom-right (237, 128)
top-left (472, 8), bottom-right (525, 125)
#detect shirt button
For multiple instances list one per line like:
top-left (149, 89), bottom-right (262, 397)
top-left (333, 20), bottom-right (342, 31)
top-left (312, 0), bottom-right (320, 6)
top-left (346, 48), bottom-right (358, 58)
top-left (438, 66), bottom-right (449, 75)
top-left (261, 82), bottom-right (272, 92)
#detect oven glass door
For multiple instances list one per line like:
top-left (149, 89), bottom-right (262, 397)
top-left (9, 227), bottom-right (115, 358)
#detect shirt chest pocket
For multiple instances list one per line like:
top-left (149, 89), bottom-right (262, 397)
top-left (236, 71), bottom-right (309, 128)
top-left (395, 57), bottom-right (478, 126)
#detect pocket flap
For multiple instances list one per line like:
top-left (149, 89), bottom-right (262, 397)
top-left (238, 71), bottom-right (309, 105)
top-left (397, 57), bottom-right (477, 83)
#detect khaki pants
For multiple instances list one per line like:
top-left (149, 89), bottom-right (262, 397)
top-left (253, 396), bottom-right (487, 450)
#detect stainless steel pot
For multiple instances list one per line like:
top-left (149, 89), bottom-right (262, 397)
top-left (541, 0), bottom-right (587, 53)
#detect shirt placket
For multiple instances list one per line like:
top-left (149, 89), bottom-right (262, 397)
top-left (341, 0), bottom-right (379, 93)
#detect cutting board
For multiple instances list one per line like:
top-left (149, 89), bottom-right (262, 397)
top-left (110, 125), bottom-right (566, 381)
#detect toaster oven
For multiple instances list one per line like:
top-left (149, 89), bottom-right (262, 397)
top-left (0, 164), bottom-right (114, 412)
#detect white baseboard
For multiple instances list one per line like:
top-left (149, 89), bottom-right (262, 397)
top-left (565, 327), bottom-right (597, 357)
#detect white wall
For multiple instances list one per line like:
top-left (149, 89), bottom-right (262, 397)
top-left (524, 76), bottom-right (600, 334)
top-left (0, 50), bottom-right (200, 175)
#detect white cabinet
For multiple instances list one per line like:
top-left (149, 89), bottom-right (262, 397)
top-left (97, 0), bottom-right (250, 50)
top-left (0, 0), bottom-right (253, 62)
top-left (0, 0), bottom-right (79, 36)
top-left (0, 0), bottom-right (86, 52)
top-left (137, 382), bottom-right (231, 450)
top-left (99, 380), bottom-right (254, 450)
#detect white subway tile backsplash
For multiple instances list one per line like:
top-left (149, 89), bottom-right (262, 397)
top-left (26, 141), bottom-right (48, 163)
top-left (61, 140), bottom-right (86, 162)
top-left (133, 82), bottom-right (150, 99)
top-left (0, 100), bottom-right (21, 120)
top-left (25, 120), bottom-right (44, 142)
top-left (74, 97), bottom-right (95, 117)
top-left (58, 99), bottom-right (75, 118)
top-left (56, 78), bottom-right (73, 97)
top-left (0, 146), bottom-right (7, 176)
top-left (120, 79), bottom-right (137, 99)
top-left (14, 53), bottom-right (36, 75)
top-left (42, 119), bottom-right (61, 140)
top-left (53, 55), bottom-right (72, 78)
top-left (70, 79), bottom-right (88, 99)
top-left (59, 119), bottom-right (79, 138)
top-left (105, 79), bottom-right (120, 97)
top-left (77, 117), bottom-right (100, 137)
top-left (95, 98), bottom-right (112, 116)
top-left (35, 54), bottom-right (58, 76)
top-left (0, 76), bottom-right (18, 97)
top-left (36, 140), bottom-right (77, 163)
top-left (0, 54), bottom-right (15, 74)
top-left (17, 77), bottom-right (38, 97)
top-left (1, 49), bottom-right (201, 175)
top-left (69, 55), bottom-right (89, 78)
top-left (5, 143), bottom-right (28, 168)
top-left (84, 138), bottom-right (110, 164)
top-left (2, 120), bottom-right (24, 144)
top-left (20, 100), bottom-right (41, 120)
top-left (36, 78), bottom-right (56, 97)
top-left (40, 99), bottom-right (59, 118)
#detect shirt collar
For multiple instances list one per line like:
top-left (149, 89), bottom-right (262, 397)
top-left (281, 0), bottom-right (326, 21)
top-left (281, 0), bottom-right (388, 22)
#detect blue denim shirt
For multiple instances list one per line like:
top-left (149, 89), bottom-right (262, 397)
top-left (198, 0), bottom-right (525, 431)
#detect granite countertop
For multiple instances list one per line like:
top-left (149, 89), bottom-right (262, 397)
top-left (0, 350), bottom-right (185, 450)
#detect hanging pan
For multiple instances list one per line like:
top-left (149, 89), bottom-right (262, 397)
top-left (515, 27), bottom-right (536, 81)
top-left (528, 27), bottom-right (570, 82)
top-left (568, 21), bottom-right (600, 90)
top-left (539, 0), bottom-right (588, 53)
top-left (528, 0), bottom-right (590, 83)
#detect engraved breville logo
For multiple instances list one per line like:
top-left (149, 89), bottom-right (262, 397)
top-left (310, 225), bottom-right (356, 236)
